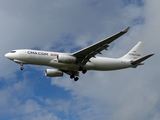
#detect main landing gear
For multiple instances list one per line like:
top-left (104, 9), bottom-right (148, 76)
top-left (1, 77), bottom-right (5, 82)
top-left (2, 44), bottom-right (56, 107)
top-left (70, 66), bottom-right (87, 82)
top-left (79, 66), bottom-right (87, 74)
top-left (70, 74), bottom-right (79, 81)
top-left (20, 63), bottom-right (24, 70)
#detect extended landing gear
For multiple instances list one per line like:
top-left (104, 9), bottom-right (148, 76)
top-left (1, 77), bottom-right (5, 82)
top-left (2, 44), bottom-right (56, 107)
top-left (82, 69), bottom-right (87, 74)
top-left (79, 66), bottom-right (87, 74)
top-left (20, 63), bottom-right (24, 70)
top-left (74, 77), bottom-right (79, 81)
top-left (70, 74), bottom-right (79, 81)
top-left (69, 66), bottom-right (87, 81)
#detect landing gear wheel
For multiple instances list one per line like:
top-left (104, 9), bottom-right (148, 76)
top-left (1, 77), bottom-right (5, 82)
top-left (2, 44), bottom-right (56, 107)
top-left (79, 66), bottom-right (87, 74)
top-left (74, 77), bottom-right (79, 81)
top-left (82, 69), bottom-right (87, 74)
top-left (20, 67), bottom-right (24, 70)
top-left (70, 74), bottom-right (74, 79)
top-left (20, 63), bottom-right (24, 70)
top-left (78, 66), bottom-right (83, 71)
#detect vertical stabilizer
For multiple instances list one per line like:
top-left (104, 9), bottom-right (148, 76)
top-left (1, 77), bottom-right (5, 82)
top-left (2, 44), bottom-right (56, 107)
top-left (121, 42), bottom-right (145, 60)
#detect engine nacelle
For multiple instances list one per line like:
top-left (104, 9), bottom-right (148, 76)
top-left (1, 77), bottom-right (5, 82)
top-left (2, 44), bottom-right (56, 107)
top-left (57, 54), bottom-right (77, 63)
top-left (45, 69), bottom-right (63, 77)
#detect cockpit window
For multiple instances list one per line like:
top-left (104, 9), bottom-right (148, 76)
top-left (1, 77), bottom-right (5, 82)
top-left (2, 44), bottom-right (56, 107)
top-left (10, 51), bottom-right (16, 53)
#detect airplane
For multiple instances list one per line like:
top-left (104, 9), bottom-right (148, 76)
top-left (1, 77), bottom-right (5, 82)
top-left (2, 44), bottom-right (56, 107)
top-left (5, 27), bottom-right (154, 81)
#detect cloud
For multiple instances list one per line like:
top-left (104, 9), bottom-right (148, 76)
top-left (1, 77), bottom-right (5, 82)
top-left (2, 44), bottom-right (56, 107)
top-left (0, 78), bottom-right (61, 120)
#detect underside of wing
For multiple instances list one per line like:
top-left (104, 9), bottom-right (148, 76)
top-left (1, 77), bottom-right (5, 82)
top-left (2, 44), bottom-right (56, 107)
top-left (61, 70), bottom-right (79, 76)
top-left (72, 27), bottom-right (130, 66)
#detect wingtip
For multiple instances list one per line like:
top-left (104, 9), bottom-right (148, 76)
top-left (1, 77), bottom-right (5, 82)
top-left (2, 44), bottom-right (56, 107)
top-left (123, 26), bottom-right (130, 33)
top-left (150, 53), bottom-right (155, 56)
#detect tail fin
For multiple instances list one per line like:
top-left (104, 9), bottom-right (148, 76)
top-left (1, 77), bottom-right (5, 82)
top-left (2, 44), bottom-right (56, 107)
top-left (121, 42), bottom-right (145, 60)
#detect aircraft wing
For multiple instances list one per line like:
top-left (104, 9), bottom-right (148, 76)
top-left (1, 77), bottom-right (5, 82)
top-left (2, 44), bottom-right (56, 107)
top-left (61, 70), bottom-right (79, 76)
top-left (72, 26), bottom-right (130, 65)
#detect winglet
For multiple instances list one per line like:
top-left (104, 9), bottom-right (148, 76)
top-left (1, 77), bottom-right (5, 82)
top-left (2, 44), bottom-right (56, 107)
top-left (131, 54), bottom-right (154, 65)
top-left (122, 26), bottom-right (130, 33)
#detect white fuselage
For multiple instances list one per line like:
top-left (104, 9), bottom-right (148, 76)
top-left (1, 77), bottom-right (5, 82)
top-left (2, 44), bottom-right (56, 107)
top-left (5, 49), bottom-right (132, 71)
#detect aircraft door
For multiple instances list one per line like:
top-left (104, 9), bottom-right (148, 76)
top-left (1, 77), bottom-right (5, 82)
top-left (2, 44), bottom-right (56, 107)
top-left (19, 51), bottom-right (26, 61)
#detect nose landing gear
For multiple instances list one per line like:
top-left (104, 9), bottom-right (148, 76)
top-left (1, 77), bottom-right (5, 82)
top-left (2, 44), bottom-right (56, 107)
top-left (20, 63), bottom-right (24, 70)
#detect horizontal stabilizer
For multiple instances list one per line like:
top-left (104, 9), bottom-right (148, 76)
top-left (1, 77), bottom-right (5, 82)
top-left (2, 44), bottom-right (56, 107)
top-left (131, 54), bottom-right (154, 65)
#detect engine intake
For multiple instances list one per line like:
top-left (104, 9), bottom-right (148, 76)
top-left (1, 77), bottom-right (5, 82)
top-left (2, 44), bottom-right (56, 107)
top-left (45, 69), bottom-right (63, 77)
top-left (57, 54), bottom-right (77, 63)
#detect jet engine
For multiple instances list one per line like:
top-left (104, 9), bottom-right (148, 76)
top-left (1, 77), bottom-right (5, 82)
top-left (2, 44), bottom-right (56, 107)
top-left (57, 54), bottom-right (77, 63)
top-left (45, 69), bottom-right (63, 77)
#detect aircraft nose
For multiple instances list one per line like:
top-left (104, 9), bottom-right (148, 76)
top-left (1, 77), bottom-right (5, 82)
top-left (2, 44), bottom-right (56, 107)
top-left (5, 53), bottom-right (9, 58)
top-left (5, 53), bottom-right (12, 59)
